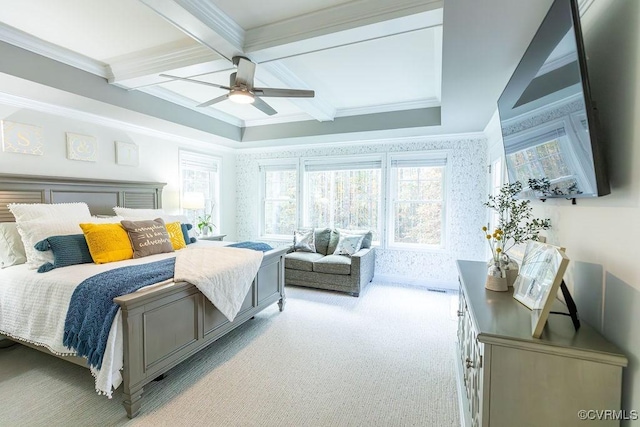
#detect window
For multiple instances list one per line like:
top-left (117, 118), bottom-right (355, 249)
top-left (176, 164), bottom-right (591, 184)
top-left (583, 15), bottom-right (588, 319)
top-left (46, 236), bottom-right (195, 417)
top-left (259, 161), bottom-right (298, 237)
top-left (179, 151), bottom-right (220, 229)
top-left (303, 157), bottom-right (382, 238)
top-left (389, 154), bottom-right (447, 247)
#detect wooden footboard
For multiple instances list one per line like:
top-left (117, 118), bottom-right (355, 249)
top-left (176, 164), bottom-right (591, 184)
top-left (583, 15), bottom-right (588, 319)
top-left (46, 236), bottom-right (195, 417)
top-left (114, 246), bottom-right (288, 418)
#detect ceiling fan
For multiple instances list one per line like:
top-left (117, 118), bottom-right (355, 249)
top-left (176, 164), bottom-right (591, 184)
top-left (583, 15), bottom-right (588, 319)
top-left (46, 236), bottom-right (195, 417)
top-left (160, 56), bottom-right (315, 116)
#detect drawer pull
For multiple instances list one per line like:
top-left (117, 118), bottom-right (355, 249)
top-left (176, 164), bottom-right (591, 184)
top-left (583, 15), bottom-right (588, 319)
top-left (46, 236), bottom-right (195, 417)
top-left (465, 358), bottom-right (474, 369)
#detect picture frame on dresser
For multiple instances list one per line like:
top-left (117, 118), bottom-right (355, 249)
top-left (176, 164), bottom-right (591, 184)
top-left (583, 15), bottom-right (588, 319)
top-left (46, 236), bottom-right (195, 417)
top-left (512, 240), bottom-right (570, 338)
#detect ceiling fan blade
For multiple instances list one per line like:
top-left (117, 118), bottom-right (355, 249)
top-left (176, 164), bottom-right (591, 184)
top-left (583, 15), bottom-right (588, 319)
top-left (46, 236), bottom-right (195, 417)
top-left (196, 94), bottom-right (229, 108)
top-left (159, 74), bottom-right (231, 90)
top-left (252, 97), bottom-right (277, 116)
top-left (254, 87), bottom-right (315, 98)
top-left (233, 57), bottom-right (256, 90)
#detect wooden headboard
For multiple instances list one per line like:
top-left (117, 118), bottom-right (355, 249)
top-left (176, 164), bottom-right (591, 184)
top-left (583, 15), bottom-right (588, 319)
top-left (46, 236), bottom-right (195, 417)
top-left (0, 174), bottom-right (166, 222)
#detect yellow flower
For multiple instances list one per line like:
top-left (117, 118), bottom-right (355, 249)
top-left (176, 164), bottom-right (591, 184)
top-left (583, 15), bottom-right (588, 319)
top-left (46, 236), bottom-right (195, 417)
top-left (496, 236), bottom-right (502, 241)
top-left (486, 234), bottom-right (491, 239)
top-left (496, 248), bottom-right (502, 253)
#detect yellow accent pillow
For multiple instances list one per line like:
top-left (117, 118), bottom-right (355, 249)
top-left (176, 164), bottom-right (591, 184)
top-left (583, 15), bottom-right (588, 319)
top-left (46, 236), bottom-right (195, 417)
top-left (165, 221), bottom-right (187, 250)
top-left (79, 223), bottom-right (134, 264)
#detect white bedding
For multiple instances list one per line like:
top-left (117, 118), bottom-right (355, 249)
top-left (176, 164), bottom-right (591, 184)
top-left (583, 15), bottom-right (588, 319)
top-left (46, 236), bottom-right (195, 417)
top-left (0, 240), bottom-right (246, 397)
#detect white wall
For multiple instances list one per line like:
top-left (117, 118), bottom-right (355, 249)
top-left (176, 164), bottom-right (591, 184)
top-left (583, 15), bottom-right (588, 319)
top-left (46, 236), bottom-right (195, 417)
top-left (0, 105), bottom-right (237, 239)
top-left (236, 136), bottom-right (488, 288)
top-left (485, 0), bottom-right (640, 421)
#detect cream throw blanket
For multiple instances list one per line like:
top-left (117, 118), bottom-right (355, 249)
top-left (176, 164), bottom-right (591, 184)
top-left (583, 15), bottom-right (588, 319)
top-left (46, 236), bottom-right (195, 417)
top-left (174, 246), bottom-right (263, 321)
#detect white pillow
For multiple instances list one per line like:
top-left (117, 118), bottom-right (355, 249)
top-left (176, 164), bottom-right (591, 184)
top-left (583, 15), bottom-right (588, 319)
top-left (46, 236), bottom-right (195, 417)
top-left (0, 223), bottom-right (27, 268)
top-left (333, 233), bottom-right (365, 257)
top-left (113, 207), bottom-right (166, 218)
top-left (89, 215), bottom-right (124, 223)
top-left (293, 229), bottom-right (316, 252)
top-left (15, 219), bottom-right (83, 269)
top-left (8, 202), bottom-right (91, 223)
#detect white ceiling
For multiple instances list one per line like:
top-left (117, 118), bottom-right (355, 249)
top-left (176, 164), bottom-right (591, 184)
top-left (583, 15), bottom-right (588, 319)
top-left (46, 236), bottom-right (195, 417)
top-left (0, 0), bottom-right (593, 146)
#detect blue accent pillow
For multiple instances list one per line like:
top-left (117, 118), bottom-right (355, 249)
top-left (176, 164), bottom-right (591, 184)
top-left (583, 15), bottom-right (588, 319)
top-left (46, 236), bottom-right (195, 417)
top-left (34, 234), bottom-right (94, 273)
top-left (181, 223), bottom-right (196, 244)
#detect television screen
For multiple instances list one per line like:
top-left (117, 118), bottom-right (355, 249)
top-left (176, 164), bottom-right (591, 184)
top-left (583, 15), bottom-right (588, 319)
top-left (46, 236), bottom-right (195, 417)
top-left (497, 0), bottom-right (609, 199)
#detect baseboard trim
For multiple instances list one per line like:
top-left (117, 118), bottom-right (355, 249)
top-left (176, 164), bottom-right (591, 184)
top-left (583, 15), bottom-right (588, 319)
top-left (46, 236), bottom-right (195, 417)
top-left (374, 274), bottom-right (457, 292)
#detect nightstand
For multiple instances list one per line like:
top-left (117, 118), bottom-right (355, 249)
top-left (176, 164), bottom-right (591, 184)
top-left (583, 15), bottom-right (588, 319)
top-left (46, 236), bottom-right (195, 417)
top-left (199, 234), bottom-right (227, 241)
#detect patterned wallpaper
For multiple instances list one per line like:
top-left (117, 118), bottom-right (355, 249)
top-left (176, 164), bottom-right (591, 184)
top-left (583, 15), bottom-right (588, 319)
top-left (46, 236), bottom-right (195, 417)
top-left (236, 137), bottom-right (488, 288)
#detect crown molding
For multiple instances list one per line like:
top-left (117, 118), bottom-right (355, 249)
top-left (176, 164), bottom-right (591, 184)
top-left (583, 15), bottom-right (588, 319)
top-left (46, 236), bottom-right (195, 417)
top-left (174, 0), bottom-right (245, 50)
top-left (0, 91), bottom-right (236, 153)
top-left (237, 131), bottom-right (485, 153)
top-left (0, 23), bottom-right (108, 78)
top-left (108, 39), bottom-right (218, 83)
top-left (335, 98), bottom-right (441, 118)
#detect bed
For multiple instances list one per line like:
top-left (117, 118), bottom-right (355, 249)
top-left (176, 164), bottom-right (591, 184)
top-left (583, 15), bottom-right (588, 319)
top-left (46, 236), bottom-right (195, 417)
top-left (0, 173), bottom-right (287, 418)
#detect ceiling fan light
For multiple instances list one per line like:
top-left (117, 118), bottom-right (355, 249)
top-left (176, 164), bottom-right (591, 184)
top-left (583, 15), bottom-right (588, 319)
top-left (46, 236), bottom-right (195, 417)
top-left (228, 90), bottom-right (255, 104)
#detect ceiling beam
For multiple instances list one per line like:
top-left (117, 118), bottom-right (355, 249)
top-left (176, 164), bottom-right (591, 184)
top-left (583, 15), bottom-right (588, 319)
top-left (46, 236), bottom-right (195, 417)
top-left (245, 0), bottom-right (443, 63)
top-left (138, 0), bottom-right (244, 61)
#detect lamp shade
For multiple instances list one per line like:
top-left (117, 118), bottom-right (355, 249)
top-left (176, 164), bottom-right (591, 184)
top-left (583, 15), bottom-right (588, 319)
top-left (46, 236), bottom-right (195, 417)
top-left (182, 192), bottom-right (205, 210)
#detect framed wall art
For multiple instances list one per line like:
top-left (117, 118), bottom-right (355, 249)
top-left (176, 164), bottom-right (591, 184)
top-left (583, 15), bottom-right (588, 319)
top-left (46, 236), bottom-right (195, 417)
top-left (1, 120), bottom-right (44, 155)
top-left (66, 132), bottom-right (97, 162)
top-left (115, 141), bottom-right (139, 166)
top-left (512, 240), bottom-right (570, 338)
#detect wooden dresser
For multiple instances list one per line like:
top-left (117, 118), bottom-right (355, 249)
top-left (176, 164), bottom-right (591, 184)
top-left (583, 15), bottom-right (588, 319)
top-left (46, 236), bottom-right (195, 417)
top-left (456, 260), bottom-right (627, 427)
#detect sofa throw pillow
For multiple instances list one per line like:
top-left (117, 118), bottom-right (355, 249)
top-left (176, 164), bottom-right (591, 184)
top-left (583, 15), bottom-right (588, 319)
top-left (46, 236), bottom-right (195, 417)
top-left (80, 223), bottom-right (133, 264)
top-left (120, 218), bottom-right (174, 258)
top-left (34, 234), bottom-right (93, 272)
top-left (334, 228), bottom-right (373, 249)
top-left (293, 229), bottom-right (316, 253)
top-left (333, 232), bottom-right (365, 257)
top-left (165, 221), bottom-right (187, 250)
top-left (0, 223), bottom-right (27, 268)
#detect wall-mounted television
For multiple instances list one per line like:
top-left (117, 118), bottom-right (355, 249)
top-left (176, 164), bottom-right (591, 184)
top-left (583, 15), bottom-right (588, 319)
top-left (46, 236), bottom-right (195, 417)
top-left (497, 0), bottom-right (610, 200)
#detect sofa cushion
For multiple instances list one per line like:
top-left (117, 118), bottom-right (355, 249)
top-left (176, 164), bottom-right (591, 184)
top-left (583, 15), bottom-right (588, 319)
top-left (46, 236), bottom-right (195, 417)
top-left (285, 251), bottom-right (325, 272)
top-left (328, 228), bottom-right (373, 254)
top-left (313, 228), bottom-right (332, 255)
top-left (313, 255), bottom-right (352, 275)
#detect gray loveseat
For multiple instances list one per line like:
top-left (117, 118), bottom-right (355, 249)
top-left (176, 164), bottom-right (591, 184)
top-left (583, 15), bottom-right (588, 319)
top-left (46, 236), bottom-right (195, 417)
top-left (284, 228), bottom-right (375, 297)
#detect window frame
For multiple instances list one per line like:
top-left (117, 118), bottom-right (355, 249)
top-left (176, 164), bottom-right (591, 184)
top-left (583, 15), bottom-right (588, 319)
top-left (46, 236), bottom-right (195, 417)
top-left (179, 150), bottom-right (221, 230)
top-left (386, 151), bottom-right (450, 251)
top-left (301, 154), bottom-right (384, 243)
top-left (258, 158), bottom-right (300, 240)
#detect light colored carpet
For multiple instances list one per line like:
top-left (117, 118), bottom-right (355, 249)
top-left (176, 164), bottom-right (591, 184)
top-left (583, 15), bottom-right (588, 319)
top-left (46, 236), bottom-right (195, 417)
top-left (0, 281), bottom-right (459, 427)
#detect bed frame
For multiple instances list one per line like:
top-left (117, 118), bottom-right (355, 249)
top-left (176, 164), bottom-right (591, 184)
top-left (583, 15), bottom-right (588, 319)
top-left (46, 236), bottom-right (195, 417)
top-left (0, 174), bottom-right (287, 418)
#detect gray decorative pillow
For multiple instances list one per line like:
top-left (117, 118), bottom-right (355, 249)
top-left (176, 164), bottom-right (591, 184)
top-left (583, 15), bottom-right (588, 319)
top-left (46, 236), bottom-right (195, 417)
top-left (333, 233), bottom-right (365, 256)
top-left (120, 218), bottom-right (174, 259)
top-left (293, 229), bottom-right (316, 253)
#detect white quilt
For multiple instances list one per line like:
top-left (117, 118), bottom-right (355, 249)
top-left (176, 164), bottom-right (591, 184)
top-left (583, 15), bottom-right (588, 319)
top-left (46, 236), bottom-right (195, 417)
top-left (174, 246), bottom-right (263, 321)
top-left (0, 241), bottom-right (261, 397)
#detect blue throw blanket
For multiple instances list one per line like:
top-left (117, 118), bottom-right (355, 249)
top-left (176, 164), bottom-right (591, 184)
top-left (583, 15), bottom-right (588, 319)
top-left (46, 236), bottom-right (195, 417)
top-left (227, 241), bottom-right (273, 252)
top-left (63, 258), bottom-right (176, 370)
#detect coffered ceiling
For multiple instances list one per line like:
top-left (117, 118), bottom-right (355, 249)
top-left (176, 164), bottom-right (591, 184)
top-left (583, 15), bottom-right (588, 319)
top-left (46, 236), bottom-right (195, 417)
top-left (0, 0), bottom-right (588, 147)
